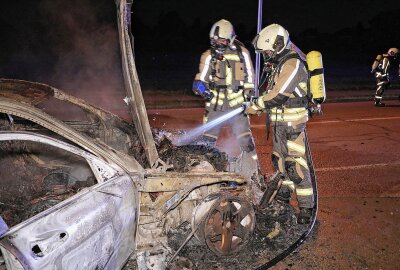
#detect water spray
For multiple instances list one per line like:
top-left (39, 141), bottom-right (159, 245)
top-left (174, 106), bottom-right (245, 146)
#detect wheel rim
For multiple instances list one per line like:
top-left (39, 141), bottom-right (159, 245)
top-left (203, 194), bottom-right (255, 256)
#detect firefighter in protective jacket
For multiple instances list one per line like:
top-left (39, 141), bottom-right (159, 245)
top-left (192, 19), bottom-right (258, 179)
top-left (246, 24), bottom-right (313, 224)
top-left (371, 48), bottom-right (400, 107)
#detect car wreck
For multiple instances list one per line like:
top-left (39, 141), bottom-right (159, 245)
top-left (0, 1), bottom-right (317, 270)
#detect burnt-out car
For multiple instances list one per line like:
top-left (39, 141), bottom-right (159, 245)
top-left (0, 81), bottom-right (258, 269)
top-left (0, 78), bottom-right (256, 270)
top-left (0, 1), bottom-right (259, 269)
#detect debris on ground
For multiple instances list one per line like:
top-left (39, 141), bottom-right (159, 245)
top-left (121, 200), bottom-right (312, 270)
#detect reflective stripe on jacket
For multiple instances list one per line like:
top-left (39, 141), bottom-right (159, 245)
top-left (194, 44), bottom-right (255, 108)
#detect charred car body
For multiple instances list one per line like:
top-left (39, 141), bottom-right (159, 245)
top-left (0, 78), bottom-right (256, 269)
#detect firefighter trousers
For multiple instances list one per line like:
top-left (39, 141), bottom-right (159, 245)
top-left (375, 77), bottom-right (389, 103)
top-left (271, 123), bottom-right (314, 209)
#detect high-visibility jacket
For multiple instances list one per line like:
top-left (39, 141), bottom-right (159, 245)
top-left (372, 54), bottom-right (400, 80)
top-left (251, 44), bottom-right (309, 126)
top-left (194, 43), bottom-right (255, 109)
top-left (373, 54), bottom-right (391, 80)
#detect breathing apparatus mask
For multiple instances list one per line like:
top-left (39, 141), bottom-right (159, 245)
top-left (210, 38), bottom-right (228, 60)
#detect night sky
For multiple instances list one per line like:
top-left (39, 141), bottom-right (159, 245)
top-left (0, 0), bottom-right (399, 95)
top-left (134, 0), bottom-right (398, 35)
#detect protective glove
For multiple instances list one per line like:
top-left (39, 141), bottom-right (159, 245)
top-left (245, 106), bottom-right (262, 115)
top-left (245, 97), bottom-right (263, 115)
top-left (192, 80), bottom-right (214, 100)
top-left (192, 80), bottom-right (207, 96)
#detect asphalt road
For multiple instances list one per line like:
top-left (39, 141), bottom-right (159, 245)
top-left (148, 100), bottom-right (400, 269)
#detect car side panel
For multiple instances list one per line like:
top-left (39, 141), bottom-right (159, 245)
top-left (0, 175), bottom-right (139, 270)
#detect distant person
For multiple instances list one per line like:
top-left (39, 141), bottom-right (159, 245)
top-left (192, 19), bottom-right (258, 179)
top-left (371, 48), bottom-right (400, 107)
top-left (246, 24), bottom-right (314, 224)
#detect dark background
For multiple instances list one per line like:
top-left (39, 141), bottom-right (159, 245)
top-left (0, 0), bottom-right (399, 96)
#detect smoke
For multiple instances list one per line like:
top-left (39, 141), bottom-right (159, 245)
top-left (173, 107), bottom-right (244, 146)
top-left (216, 130), bottom-right (241, 158)
top-left (39, 0), bottom-right (128, 116)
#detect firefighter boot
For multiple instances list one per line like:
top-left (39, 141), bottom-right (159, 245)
top-left (374, 99), bottom-right (385, 107)
top-left (297, 207), bottom-right (313, 224)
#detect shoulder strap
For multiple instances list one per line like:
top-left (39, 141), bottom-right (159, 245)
top-left (233, 40), bottom-right (245, 63)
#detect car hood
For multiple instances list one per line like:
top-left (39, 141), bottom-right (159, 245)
top-left (0, 89), bottom-right (144, 174)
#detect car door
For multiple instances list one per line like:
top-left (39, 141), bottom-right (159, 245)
top-left (0, 132), bottom-right (139, 270)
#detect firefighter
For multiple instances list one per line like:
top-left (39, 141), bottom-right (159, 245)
top-left (246, 24), bottom-right (314, 224)
top-left (192, 19), bottom-right (258, 179)
top-left (371, 48), bottom-right (400, 107)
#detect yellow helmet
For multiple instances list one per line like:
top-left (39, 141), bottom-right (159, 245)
top-left (209, 19), bottom-right (236, 45)
top-left (252, 24), bottom-right (290, 54)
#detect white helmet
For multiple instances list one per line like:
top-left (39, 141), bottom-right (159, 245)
top-left (209, 19), bottom-right (236, 45)
top-left (252, 24), bottom-right (290, 54)
top-left (388, 48), bottom-right (399, 58)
